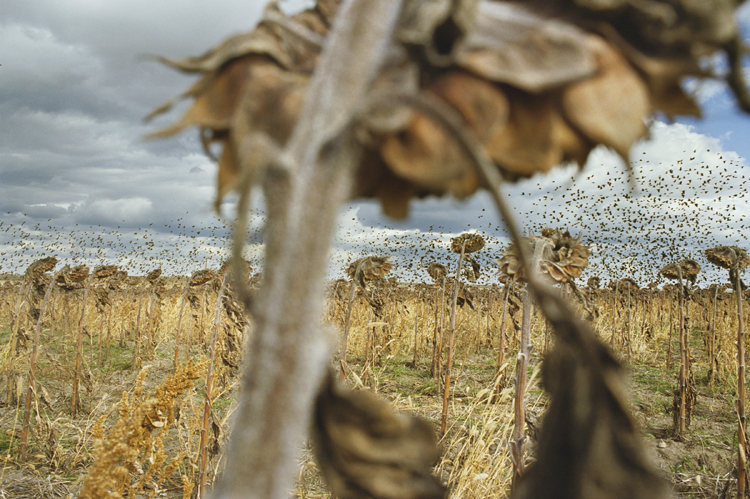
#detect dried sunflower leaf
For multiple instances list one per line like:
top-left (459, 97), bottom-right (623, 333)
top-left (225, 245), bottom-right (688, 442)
top-left (511, 309), bottom-right (670, 499)
top-left (455, 2), bottom-right (598, 92)
top-left (561, 35), bottom-right (650, 159)
top-left (312, 373), bottom-right (446, 499)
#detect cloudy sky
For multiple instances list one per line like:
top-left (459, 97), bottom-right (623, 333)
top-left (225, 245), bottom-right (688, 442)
top-left (2, 1), bottom-right (750, 286)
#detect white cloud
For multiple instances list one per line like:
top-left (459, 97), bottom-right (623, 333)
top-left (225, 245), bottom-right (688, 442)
top-left (81, 197), bottom-right (153, 223)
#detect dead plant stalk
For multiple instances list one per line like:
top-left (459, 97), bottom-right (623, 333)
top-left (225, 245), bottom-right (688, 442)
top-left (211, 3), bottom-right (404, 497)
top-left (20, 271), bottom-right (59, 461)
top-left (734, 263), bottom-right (746, 498)
top-left (198, 277), bottom-right (228, 499)
top-left (72, 276), bottom-right (92, 418)
top-left (441, 241), bottom-right (467, 435)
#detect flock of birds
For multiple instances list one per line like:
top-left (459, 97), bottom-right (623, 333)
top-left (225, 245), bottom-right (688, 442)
top-left (1, 142), bottom-right (748, 288)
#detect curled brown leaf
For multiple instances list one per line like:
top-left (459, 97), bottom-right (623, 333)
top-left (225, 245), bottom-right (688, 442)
top-left (312, 372), bottom-right (446, 499)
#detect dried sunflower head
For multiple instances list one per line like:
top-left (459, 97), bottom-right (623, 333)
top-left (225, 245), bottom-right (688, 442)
top-left (616, 277), bottom-right (639, 290)
top-left (426, 262), bottom-right (448, 283)
top-left (704, 245), bottom-right (750, 270)
top-left (189, 269), bottom-right (218, 287)
top-left (499, 230), bottom-right (590, 284)
top-left (450, 232), bottom-right (485, 253)
top-left (659, 258), bottom-right (700, 284)
top-left (24, 256), bottom-right (58, 281)
top-left (146, 268), bottom-right (162, 283)
top-left (148, 0), bottom-right (749, 218)
top-left (93, 265), bottom-right (118, 280)
top-left (108, 270), bottom-right (128, 290)
top-left (586, 276), bottom-right (600, 289)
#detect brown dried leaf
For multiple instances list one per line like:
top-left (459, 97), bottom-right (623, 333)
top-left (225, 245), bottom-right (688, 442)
top-left (512, 297), bottom-right (670, 499)
top-left (312, 372), bottom-right (446, 499)
top-left (561, 35), bottom-right (650, 159)
top-left (453, 2), bottom-right (598, 92)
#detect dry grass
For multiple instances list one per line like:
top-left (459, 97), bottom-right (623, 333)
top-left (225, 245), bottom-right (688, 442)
top-left (0, 281), bottom-right (747, 497)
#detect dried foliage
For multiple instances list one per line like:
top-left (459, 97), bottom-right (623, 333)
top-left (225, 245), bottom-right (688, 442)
top-left (462, 255), bottom-right (482, 282)
top-left (312, 372), bottom-right (446, 499)
top-left (148, 0), bottom-right (749, 219)
top-left (510, 293), bottom-right (670, 499)
top-left (659, 258), bottom-right (701, 284)
top-left (144, 1), bottom-right (750, 498)
top-left (79, 359), bottom-right (207, 499)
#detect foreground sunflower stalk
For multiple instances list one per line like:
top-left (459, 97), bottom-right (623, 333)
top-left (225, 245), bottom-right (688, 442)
top-left (146, 1), bottom-right (750, 498)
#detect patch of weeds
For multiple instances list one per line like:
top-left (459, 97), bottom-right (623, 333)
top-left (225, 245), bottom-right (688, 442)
top-left (0, 431), bottom-right (17, 454)
top-left (633, 367), bottom-right (674, 397)
top-left (212, 395), bottom-right (233, 413)
top-left (415, 378), bottom-right (438, 396)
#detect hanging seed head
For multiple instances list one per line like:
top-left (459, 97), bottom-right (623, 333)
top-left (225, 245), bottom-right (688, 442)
top-left (659, 259), bottom-right (700, 284)
top-left (69, 265), bottom-right (90, 282)
top-left (189, 269), bottom-right (218, 287)
top-left (496, 238), bottom-right (530, 282)
top-left (56, 265), bottom-right (77, 290)
top-left (498, 229), bottom-right (590, 284)
top-left (426, 262), bottom-right (448, 283)
top-left (108, 270), bottom-right (128, 290)
top-left (24, 256), bottom-right (58, 281)
top-left (218, 259), bottom-right (253, 278)
top-left (146, 268), bottom-right (162, 283)
top-left (450, 233), bottom-right (485, 254)
top-left (704, 245), bottom-right (750, 270)
top-left (93, 265), bottom-right (118, 280)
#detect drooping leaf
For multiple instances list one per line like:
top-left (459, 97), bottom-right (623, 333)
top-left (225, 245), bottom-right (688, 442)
top-left (312, 372), bottom-right (446, 499)
top-left (511, 306), bottom-right (671, 499)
